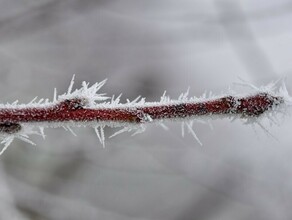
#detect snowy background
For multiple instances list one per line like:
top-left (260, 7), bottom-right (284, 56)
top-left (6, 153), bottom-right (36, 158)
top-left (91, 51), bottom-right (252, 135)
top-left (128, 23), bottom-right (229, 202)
top-left (0, 0), bottom-right (292, 219)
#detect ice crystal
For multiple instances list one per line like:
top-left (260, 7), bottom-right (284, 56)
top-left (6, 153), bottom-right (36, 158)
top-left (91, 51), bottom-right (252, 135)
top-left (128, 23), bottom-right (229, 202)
top-left (0, 76), bottom-right (290, 155)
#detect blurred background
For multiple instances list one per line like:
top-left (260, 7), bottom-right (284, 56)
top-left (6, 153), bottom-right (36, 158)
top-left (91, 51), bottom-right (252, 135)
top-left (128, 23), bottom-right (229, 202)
top-left (0, 0), bottom-right (292, 219)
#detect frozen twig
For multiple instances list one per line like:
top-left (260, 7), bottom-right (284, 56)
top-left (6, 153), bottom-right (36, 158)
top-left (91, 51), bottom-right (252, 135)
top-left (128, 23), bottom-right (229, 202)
top-left (0, 76), bottom-right (290, 154)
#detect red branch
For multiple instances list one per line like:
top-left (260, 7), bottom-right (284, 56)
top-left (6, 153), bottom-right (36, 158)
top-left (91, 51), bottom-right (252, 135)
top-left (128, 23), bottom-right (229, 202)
top-left (0, 93), bottom-right (283, 134)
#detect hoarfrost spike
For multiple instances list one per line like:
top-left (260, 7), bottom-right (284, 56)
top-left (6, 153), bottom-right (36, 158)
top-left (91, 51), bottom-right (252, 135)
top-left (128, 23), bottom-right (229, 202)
top-left (67, 74), bottom-right (75, 95)
top-left (131, 96), bottom-right (141, 104)
top-left (186, 122), bottom-right (203, 146)
top-left (0, 137), bottom-right (14, 155)
top-left (100, 125), bottom-right (105, 148)
top-left (29, 96), bottom-right (38, 104)
top-left (234, 77), bottom-right (259, 91)
top-left (109, 127), bottom-right (130, 138)
top-left (66, 126), bottom-right (77, 136)
top-left (62, 126), bottom-right (76, 136)
top-left (39, 127), bottom-right (46, 139)
top-left (53, 88), bottom-right (57, 102)
top-left (181, 122), bottom-right (185, 137)
top-left (110, 94), bottom-right (122, 105)
top-left (17, 135), bottom-right (36, 146)
top-left (95, 79), bottom-right (107, 92)
top-left (139, 98), bottom-right (146, 104)
top-left (255, 121), bottom-right (278, 141)
top-left (94, 127), bottom-right (102, 145)
top-left (114, 94), bottom-right (122, 104)
top-left (159, 123), bottom-right (169, 130)
top-left (12, 100), bottom-right (18, 105)
top-left (131, 125), bottom-right (146, 136)
top-left (179, 87), bottom-right (190, 101)
top-left (82, 81), bottom-right (89, 90)
top-left (161, 91), bottom-right (167, 102)
top-left (94, 126), bottom-right (105, 148)
top-left (266, 114), bottom-right (279, 126)
top-left (207, 120), bottom-right (214, 130)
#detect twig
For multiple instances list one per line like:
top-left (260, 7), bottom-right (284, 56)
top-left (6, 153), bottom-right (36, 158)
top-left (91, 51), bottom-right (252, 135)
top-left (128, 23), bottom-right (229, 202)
top-left (0, 76), bottom-right (290, 154)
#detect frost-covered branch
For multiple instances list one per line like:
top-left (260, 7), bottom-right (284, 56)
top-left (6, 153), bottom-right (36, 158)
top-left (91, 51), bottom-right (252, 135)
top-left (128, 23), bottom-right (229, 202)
top-left (0, 76), bottom-right (291, 154)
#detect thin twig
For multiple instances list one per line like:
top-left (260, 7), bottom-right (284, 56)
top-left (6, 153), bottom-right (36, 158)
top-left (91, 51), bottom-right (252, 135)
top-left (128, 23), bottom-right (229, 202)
top-left (0, 76), bottom-right (290, 154)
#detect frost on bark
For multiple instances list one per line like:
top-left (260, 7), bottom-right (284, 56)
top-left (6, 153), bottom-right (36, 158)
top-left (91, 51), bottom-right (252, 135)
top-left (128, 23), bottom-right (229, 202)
top-left (0, 76), bottom-right (290, 154)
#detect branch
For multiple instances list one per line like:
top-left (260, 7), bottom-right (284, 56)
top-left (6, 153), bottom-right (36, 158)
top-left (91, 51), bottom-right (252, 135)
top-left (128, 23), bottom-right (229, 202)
top-left (0, 76), bottom-right (290, 154)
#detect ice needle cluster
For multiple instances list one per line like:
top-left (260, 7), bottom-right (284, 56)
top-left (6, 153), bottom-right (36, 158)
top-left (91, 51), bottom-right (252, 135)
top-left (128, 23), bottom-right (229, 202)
top-left (0, 76), bottom-right (290, 155)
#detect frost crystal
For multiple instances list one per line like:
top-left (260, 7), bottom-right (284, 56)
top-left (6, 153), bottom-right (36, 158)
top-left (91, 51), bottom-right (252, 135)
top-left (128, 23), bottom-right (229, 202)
top-left (0, 76), bottom-right (290, 155)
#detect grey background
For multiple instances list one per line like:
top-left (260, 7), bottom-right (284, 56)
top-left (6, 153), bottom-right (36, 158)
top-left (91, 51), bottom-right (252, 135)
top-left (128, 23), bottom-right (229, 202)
top-left (0, 0), bottom-right (292, 219)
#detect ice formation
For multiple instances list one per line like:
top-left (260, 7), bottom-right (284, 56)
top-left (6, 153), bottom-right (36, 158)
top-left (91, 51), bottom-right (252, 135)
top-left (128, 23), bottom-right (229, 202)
top-left (0, 76), bottom-right (290, 155)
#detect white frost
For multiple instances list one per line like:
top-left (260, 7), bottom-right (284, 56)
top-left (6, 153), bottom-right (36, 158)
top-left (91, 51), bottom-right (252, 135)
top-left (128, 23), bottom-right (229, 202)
top-left (0, 77), bottom-right (291, 154)
top-left (94, 125), bottom-right (105, 148)
top-left (185, 121), bottom-right (203, 146)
